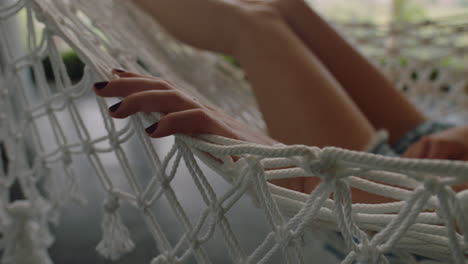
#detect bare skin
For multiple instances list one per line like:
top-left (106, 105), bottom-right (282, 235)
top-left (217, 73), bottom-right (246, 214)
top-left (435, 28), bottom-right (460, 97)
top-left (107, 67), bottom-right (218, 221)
top-left (94, 0), bottom-right (468, 201)
top-left (271, 0), bottom-right (427, 144)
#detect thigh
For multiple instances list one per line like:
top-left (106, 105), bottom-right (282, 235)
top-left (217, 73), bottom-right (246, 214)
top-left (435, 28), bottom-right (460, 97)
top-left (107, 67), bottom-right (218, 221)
top-left (235, 13), bottom-right (376, 151)
top-left (273, 0), bottom-right (427, 144)
top-left (234, 15), bottom-right (377, 193)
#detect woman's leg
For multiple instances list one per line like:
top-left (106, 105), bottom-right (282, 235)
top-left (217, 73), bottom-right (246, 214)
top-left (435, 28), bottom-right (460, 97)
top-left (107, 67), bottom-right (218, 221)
top-left (233, 12), bottom-right (375, 150)
top-left (133, 0), bottom-right (374, 150)
top-left (232, 11), bottom-right (376, 194)
top-left (274, 0), bottom-right (427, 144)
top-left (132, 1), bottom-right (380, 197)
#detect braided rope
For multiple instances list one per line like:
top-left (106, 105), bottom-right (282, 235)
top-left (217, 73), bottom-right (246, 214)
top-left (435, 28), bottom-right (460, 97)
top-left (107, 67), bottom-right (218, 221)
top-left (0, 0), bottom-right (468, 263)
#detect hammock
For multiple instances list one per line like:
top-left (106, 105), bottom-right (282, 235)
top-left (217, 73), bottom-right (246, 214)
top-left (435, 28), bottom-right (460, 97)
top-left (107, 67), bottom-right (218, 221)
top-left (0, 0), bottom-right (468, 263)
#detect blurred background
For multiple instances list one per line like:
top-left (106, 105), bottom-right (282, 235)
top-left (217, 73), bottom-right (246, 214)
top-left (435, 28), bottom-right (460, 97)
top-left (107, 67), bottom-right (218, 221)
top-left (314, 0), bottom-right (468, 23)
top-left (16, 0), bottom-right (468, 72)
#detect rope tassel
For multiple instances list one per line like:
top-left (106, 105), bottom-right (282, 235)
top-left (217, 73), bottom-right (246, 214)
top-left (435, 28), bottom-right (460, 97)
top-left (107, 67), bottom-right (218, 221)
top-left (96, 196), bottom-right (135, 261)
top-left (2, 201), bottom-right (53, 264)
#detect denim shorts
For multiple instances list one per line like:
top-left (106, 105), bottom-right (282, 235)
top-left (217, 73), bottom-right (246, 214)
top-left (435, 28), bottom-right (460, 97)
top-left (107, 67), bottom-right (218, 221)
top-left (370, 120), bottom-right (455, 157)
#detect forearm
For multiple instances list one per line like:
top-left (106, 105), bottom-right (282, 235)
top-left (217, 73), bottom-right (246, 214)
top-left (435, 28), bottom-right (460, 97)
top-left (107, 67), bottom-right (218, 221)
top-left (277, 0), bottom-right (426, 143)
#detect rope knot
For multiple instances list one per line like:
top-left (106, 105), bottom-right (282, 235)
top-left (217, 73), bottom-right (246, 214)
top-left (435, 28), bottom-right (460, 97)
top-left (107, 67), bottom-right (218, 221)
top-left (61, 149), bottom-right (72, 165)
top-left (96, 194), bottom-right (135, 260)
top-left (82, 141), bottom-right (94, 154)
top-left (424, 178), bottom-right (444, 195)
top-left (136, 195), bottom-right (149, 210)
top-left (160, 178), bottom-right (171, 189)
top-left (190, 237), bottom-right (200, 250)
top-left (104, 195), bottom-right (120, 213)
top-left (308, 158), bottom-right (339, 186)
top-left (357, 245), bottom-right (382, 263)
top-left (210, 202), bottom-right (224, 221)
top-left (233, 157), bottom-right (261, 207)
top-left (108, 133), bottom-right (120, 149)
top-left (244, 155), bottom-right (262, 168)
top-left (4, 200), bottom-right (54, 264)
top-left (274, 225), bottom-right (294, 248)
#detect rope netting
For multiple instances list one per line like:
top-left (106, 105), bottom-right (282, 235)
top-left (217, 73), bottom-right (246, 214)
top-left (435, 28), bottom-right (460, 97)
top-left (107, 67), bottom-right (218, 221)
top-left (339, 16), bottom-right (468, 120)
top-left (0, 0), bottom-right (468, 263)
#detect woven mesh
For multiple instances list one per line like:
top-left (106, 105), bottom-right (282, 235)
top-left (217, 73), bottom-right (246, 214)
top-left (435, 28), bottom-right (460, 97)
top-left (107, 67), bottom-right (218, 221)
top-left (1, 0), bottom-right (468, 263)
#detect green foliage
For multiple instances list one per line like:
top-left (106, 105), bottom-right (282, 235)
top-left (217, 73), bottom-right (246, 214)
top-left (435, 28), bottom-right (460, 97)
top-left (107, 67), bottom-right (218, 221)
top-left (42, 50), bottom-right (85, 83)
top-left (393, 0), bottom-right (427, 22)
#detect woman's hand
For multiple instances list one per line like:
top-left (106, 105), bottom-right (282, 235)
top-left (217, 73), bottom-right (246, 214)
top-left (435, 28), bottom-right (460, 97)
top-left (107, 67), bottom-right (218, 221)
top-left (403, 126), bottom-right (468, 161)
top-left (93, 70), bottom-right (276, 145)
top-left (94, 70), bottom-right (302, 191)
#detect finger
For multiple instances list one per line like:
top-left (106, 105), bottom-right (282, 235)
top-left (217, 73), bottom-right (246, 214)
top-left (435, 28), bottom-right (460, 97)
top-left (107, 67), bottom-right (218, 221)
top-left (446, 143), bottom-right (468, 161)
top-left (415, 138), bottom-right (431, 159)
top-left (94, 77), bottom-right (173, 98)
top-left (402, 144), bottom-right (416, 158)
top-left (402, 142), bottom-right (423, 158)
top-left (108, 90), bottom-right (201, 118)
top-left (146, 109), bottom-right (236, 139)
top-left (403, 139), bottom-right (430, 159)
top-left (426, 140), bottom-right (449, 160)
top-left (426, 141), bottom-right (461, 160)
top-left (424, 139), bottom-right (467, 160)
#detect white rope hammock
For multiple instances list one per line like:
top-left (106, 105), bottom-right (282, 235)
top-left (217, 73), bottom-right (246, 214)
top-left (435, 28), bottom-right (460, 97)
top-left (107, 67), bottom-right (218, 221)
top-left (1, 0), bottom-right (468, 263)
top-left (338, 16), bottom-right (468, 121)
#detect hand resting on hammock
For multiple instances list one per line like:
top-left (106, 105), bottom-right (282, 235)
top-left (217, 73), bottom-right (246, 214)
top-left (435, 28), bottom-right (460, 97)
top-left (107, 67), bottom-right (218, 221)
top-left (94, 69), bottom-right (306, 192)
top-left (93, 70), bottom-right (276, 146)
top-left (106, 0), bottom-right (468, 198)
top-left (95, 70), bottom-right (468, 162)
top-left (93, 70), bottom-right (468, 196)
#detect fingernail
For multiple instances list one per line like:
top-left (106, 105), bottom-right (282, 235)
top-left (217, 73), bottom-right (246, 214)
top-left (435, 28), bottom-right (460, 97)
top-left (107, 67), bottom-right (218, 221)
top-left (109, 102), bottom-right (122, 113)
top-left (145, 123), bottom-right (159, 134)
top-left (94, 81), bottom-right (109, 90)
top-left (113, 69), bottom-right (126, 74)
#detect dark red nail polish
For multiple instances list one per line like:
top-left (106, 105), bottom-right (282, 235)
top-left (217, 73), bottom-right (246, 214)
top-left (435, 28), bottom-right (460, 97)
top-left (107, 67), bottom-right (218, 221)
top-left (109, 102), bottom-right (121, 113)
top-left (113, 69), bottom-right (126, 74)
top-left (145, 123), bottom-right (159, 134)
top-left (94, 81), bottom-right (109, 90)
